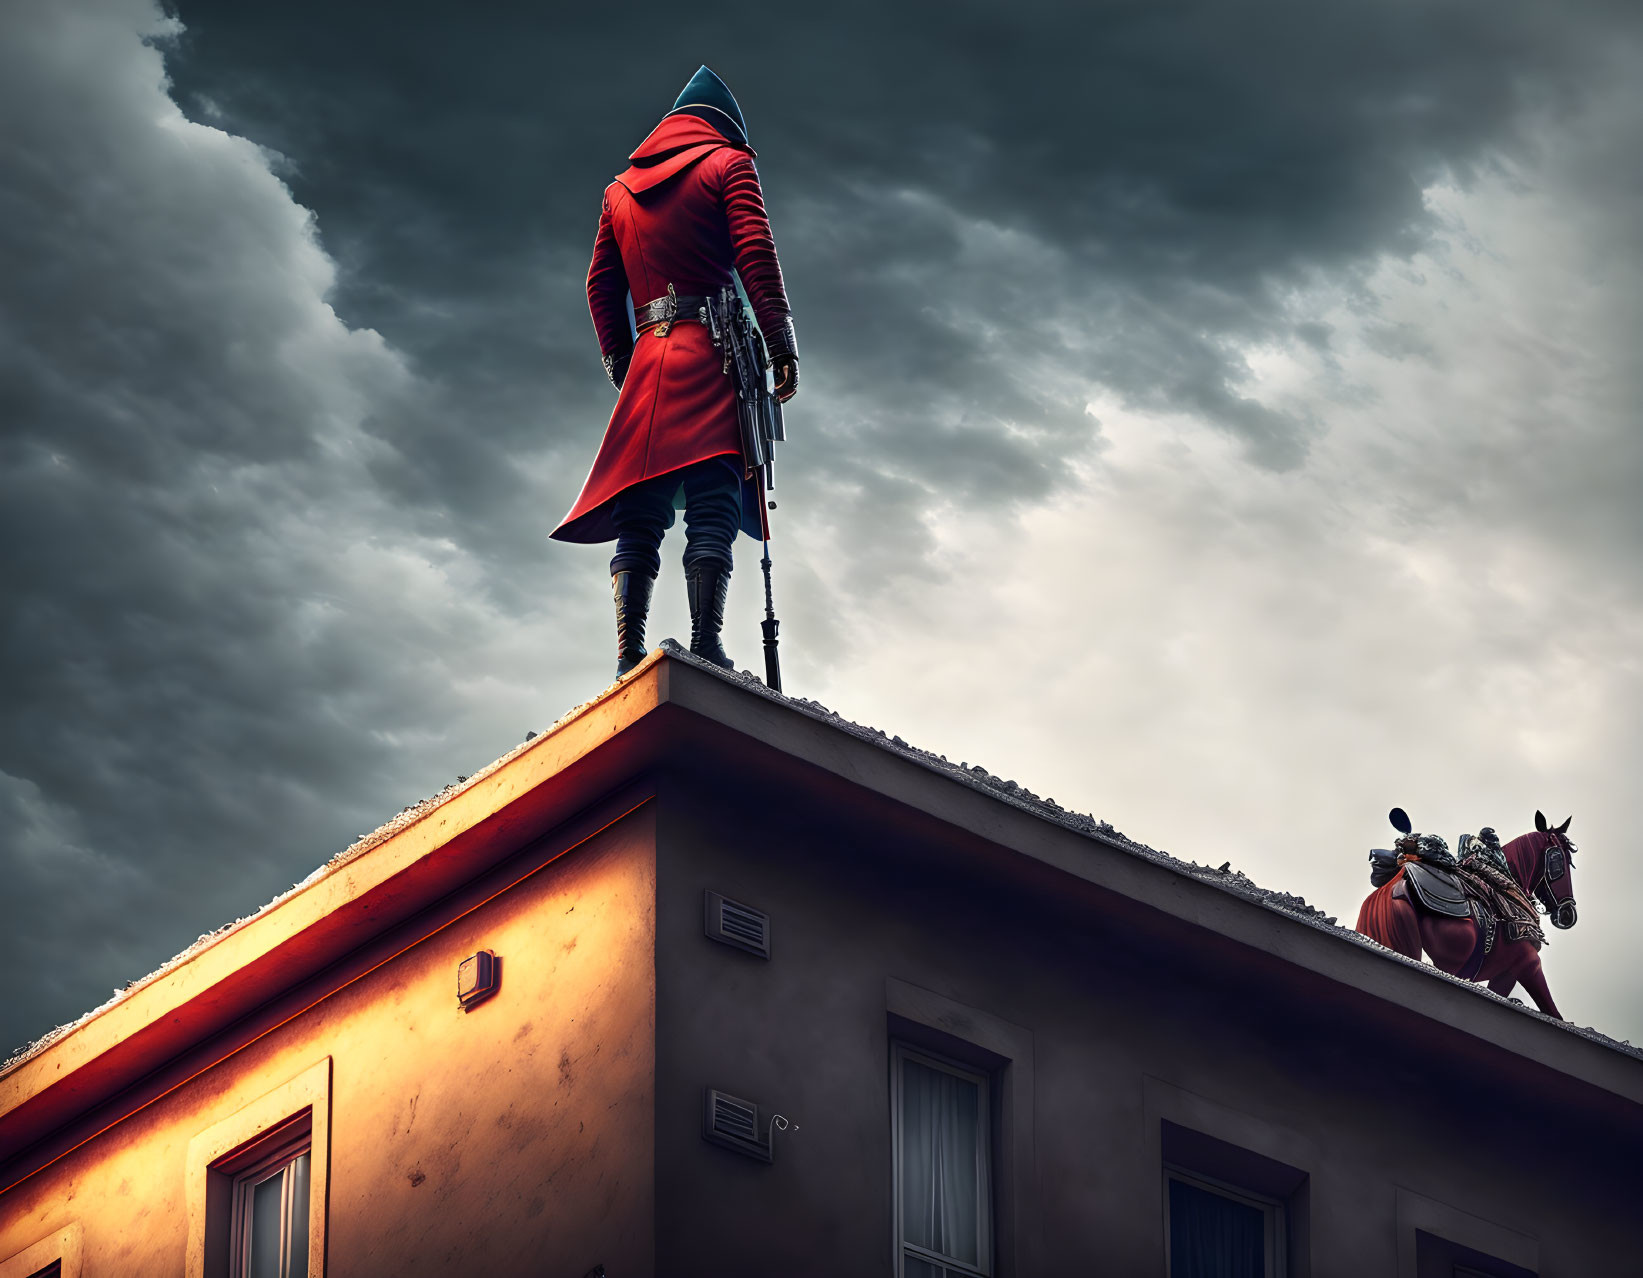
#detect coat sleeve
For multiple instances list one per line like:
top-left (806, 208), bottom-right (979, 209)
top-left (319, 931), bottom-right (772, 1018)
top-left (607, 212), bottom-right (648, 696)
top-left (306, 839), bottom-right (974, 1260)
top-left (586, 191), bottom-right (634, 363)
top-left (720, 153), bottom-right (798, 360)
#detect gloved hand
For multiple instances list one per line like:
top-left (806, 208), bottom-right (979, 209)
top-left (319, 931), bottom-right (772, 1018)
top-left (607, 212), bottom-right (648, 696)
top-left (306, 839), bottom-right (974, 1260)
top-left (602, 350), bottom-right (631, 392)
top-left (771, 353), bottom-right (799, 403)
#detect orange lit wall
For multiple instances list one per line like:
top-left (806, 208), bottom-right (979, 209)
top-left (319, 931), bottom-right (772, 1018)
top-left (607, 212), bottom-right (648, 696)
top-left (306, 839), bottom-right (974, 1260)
top-left (0, 808), bottom-right (656, 1277)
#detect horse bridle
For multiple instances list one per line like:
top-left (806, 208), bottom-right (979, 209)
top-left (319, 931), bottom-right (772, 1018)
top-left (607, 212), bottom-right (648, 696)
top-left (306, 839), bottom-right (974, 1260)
top-left (1536, 832), bottom-right (1578, 929)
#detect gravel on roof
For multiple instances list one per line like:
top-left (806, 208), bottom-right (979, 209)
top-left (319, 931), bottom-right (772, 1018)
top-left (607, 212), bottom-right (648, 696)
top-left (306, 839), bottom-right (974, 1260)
top-left (656, 642), bottom-right (1641, 1065)
top-left (6, 640), bottom-right (1636, 1076)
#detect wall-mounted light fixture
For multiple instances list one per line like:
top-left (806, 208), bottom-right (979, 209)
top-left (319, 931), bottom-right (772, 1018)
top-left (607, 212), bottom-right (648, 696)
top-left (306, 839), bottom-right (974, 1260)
top-left (457, 950), bottom-right (498, 1010)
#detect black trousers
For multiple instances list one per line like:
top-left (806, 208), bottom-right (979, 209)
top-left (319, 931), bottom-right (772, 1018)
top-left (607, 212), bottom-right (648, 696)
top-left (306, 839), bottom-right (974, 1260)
top-left (608, 457), bottom-right (742, 578)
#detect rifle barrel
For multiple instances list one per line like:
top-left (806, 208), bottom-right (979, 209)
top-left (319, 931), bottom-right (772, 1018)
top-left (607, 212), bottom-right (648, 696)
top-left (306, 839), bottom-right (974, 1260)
top-left (760, 541), bottom-right (781, 693)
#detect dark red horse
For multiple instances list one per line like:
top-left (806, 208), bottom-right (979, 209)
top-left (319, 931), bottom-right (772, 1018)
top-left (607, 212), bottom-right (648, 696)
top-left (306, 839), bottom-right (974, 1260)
top-left (1355, 810), bottom-right (1579, 1018)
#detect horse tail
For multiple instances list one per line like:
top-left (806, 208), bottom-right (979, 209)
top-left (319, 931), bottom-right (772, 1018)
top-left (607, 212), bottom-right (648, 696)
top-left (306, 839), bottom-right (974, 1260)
top-left (1356, 870), bottom-right (1421, 959)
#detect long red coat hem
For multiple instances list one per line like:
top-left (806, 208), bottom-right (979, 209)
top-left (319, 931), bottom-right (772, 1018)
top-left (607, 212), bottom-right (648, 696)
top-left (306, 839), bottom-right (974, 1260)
top-left (549, 449), bottom-right (764, 545)
top-left (550, 112), bottom-right (789, 550)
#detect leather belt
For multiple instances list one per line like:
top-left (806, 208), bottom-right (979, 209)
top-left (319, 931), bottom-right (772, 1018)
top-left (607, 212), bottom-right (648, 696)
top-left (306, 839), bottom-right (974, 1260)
top-left (634, 284), bottom-right (710, 336)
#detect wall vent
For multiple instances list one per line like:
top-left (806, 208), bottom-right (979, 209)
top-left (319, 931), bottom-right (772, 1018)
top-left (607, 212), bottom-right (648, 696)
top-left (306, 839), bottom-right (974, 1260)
top-left (703, 1088), bottom-right (772, 1162)
top-left (704, 890), bottom-right (770, 959)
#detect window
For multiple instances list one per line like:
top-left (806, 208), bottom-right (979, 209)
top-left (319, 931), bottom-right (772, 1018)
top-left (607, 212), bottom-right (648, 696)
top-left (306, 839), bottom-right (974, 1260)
top-left (186, 1058), bottom-right (331, 1278)
top-left (227, 1124), bottom-right (312, 1278)
top-left (892, 1042), bottom-right (992, 1278)
top-left (1166, 1167), bottom-right (1285, 1278)
top-left (1416, 1231), bottom-right (1537, 1278)
top-left (1398, 1188), bottom-right (1539, 1278)
top-left (1156, 1119), bottom-right (1306, 1278)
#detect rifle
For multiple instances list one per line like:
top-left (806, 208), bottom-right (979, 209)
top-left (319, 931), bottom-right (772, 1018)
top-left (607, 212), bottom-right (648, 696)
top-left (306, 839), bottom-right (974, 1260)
top-left (707, 286), bottom-right (784, 491)
top-left (707, 286), bottom-right (785, 691)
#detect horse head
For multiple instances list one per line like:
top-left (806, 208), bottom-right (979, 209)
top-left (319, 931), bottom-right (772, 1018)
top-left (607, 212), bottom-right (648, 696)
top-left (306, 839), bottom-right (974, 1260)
top-left (1531, 810), bottom-right (1579, 931)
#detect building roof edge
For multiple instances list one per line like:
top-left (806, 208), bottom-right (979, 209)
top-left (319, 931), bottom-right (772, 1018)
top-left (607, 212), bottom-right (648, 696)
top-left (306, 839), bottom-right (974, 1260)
top-left (4, 641), bottom-right (1637, 1155)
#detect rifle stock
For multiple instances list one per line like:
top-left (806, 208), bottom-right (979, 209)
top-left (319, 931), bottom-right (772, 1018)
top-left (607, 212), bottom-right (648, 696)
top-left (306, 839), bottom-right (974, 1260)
top-left (711, 287), bottom-right (782, 488)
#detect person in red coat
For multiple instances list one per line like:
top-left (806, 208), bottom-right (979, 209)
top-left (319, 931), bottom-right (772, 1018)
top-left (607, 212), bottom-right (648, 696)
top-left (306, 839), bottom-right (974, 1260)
top-left (551, 66), bottom-right (799, 678)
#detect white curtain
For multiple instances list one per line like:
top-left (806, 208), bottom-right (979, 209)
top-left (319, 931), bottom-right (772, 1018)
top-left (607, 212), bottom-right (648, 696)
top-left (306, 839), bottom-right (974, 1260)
top-left (901, 1058), bottom-right (981, 1268)
top-left (245, 1152), bottom-right (310, 1278)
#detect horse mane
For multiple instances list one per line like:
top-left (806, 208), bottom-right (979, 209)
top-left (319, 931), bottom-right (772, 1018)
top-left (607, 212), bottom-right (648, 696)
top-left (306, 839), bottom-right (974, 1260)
top-left (1501, 829), bottom-right (1548, 891)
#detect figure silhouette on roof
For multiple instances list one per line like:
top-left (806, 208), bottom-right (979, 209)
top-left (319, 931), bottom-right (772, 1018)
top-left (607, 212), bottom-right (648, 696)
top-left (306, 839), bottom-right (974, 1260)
top-left (551, 66), bottom-right (799, 680)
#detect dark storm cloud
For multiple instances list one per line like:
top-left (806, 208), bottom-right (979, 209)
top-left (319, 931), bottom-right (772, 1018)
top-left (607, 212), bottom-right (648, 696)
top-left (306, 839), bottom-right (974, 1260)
top-left (0, 0), bottom-right (606, 1056)
top-left (3, 0), bottom-right (1640, 1058)
top-left (161, 0), bottom-right (1629, 486)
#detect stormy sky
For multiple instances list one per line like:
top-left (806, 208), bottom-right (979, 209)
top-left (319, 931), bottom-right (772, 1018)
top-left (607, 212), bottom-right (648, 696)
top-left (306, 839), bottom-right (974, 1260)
top-left (5, 0), bottom-right (1642, 1056)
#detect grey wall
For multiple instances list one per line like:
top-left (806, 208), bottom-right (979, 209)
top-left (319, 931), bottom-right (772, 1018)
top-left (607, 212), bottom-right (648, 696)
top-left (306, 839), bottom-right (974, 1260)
top-left (653, 767), bottom-right (1641, 1277)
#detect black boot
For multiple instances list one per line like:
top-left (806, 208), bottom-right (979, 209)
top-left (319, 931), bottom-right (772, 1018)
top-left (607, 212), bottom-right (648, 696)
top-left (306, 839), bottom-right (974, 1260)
top-left (612, 569), bottom-right (654, 678)
top-left (685, 559), bottom-right (734, 669)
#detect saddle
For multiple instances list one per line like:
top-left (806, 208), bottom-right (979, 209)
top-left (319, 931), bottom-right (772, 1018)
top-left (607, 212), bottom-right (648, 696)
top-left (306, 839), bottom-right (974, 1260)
top-left (1394, 860), bottom-right (1472, 919)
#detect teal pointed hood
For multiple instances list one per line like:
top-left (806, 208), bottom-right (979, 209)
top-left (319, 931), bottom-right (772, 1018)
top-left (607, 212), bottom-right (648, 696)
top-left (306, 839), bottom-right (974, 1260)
top-left (667, 64), bottom-right (749, 147)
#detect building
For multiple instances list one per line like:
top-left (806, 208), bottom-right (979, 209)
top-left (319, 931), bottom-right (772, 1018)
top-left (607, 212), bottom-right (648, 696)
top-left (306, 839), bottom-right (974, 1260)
top-left (2, 643), bottom-right (1639, 1277)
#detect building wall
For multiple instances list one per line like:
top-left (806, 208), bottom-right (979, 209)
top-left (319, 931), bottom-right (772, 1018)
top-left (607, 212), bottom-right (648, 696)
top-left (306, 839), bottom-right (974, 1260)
top-left (7, 736), bottom-right (1638, 1278)
top-left (655, 776), bottom-right (1641, 1278)
top-left (0, 806), bottom-right (658, 1278)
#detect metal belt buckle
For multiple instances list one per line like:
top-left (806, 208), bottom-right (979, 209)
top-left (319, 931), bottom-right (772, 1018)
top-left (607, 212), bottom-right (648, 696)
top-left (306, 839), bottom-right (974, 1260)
top-left (655, 282), bottom-right (677, 337)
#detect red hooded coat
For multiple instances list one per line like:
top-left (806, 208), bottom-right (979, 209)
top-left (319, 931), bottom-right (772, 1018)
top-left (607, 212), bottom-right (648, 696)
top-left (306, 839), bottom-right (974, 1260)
top-left (550, 115), bottom-right (794, 545)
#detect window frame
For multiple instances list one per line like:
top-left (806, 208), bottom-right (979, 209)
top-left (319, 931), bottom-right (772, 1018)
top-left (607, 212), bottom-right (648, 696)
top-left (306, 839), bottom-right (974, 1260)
top-left (1413, 1230), bottom-right (1538, 1278)
top-left (1395, 1188), bottom-right (1538, 1278)
top-left (0, 1224), bottom-right (82, 1278)
top-left (891, 1040), bottom-right (994, 1278)
top-left (1148, 1091), bottom-right (1312, 1278)
top-left (1163, 1164), bottom-right (1287, 1278)
top-left (186, 1057), bottom-right (331, 1278)
top-left (226, 1123), bottom-right (313, 1278)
